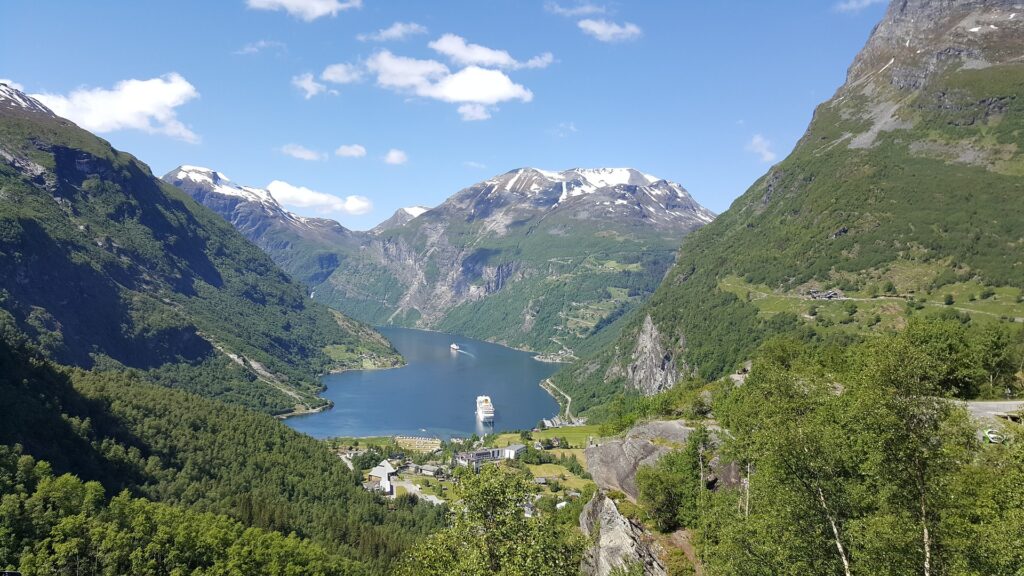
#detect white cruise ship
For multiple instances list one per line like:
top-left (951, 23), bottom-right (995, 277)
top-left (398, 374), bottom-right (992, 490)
top-left (476, 395), bottom-right (495, 423)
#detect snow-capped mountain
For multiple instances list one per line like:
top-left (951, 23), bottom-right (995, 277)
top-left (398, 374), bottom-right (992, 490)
top-left (443, 167), bottom-right (714, 232)
top-left (371, 205), bottom-right (432, 234)
top-left (166, 165), bottom-right (714, 355)
top-left (0, 82), bottom-right (56, 117)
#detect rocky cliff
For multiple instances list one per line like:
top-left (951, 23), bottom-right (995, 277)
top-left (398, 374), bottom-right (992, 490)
top-left (580, 492), bottom-right (667, 576)
top-left (626, 315), bottom-right (685, 396)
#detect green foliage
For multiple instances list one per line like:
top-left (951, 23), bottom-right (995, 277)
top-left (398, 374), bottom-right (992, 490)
top-left (636, 427), bottom-right (710, 532)
top-left (399, 465), bottom-right (585, 576)
top-left (696, 331), bottom-right (1024, 575)
top-left (0, 334), bottom-right (444, 572)
top-left (0, 446), bottom-right (361, 575)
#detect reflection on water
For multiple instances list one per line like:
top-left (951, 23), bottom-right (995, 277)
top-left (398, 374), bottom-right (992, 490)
top-left (285, 328), bottom-right (560, 439)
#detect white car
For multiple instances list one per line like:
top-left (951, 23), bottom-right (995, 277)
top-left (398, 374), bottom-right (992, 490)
top-left (983, 429), bottom-right (1005, 444)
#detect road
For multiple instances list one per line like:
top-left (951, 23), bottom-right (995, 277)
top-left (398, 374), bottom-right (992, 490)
top-left (542, 378), bottom-right (574, 423)
top-left (962, 400), bottom-right (1024, 423)
top-left (391, 479), bottom-right (445, 505)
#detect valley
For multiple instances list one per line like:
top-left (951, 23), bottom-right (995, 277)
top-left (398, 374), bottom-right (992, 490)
top-left (3, 0), bottom-right (1024, 575)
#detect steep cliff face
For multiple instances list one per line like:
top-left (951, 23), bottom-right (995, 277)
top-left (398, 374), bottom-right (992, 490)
top-left (626, 315), bottom-right (684, 395)
top-left (580, 492), bottom-right (667, 576)
top-left (584, 420), bottom-right (693, 501)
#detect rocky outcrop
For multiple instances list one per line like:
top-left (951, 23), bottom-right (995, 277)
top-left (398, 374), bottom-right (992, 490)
top-left (626, 315), bottom-right (681, 396)
top-left (585, 420), bottom-right (693, 501)
top-left (580, 492), bottom-right (666, 576)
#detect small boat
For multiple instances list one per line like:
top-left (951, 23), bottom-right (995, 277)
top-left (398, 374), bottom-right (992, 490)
top-left (450, 343), bottom-right (460, 351)
top-left (476, 395), bottom-right (495, 423)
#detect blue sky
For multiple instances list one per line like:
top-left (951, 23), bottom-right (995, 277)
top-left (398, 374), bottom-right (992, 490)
top-left (2, 0), bottom-right (888, 230)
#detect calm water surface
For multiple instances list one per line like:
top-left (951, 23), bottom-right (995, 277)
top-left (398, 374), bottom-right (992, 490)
top-left (285, 327), bottom-right (560, 439)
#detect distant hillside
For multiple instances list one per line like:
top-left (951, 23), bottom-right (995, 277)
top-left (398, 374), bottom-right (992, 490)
top-left (556, 0), bottom-right (1024, 415)
top-left (167, 166), bottom-right (714, 357)
top-left (0, 84), bottom-right (400, 415)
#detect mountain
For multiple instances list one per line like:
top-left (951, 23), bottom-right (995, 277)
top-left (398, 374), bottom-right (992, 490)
top-left (0, 84), bottom-right (400, 415)
top-left (555, 0), bottom-right (1024, 415)
top-left (371, 205), bottom-right (431, 233)
top-left (167, 166), bottom-right (714, 357)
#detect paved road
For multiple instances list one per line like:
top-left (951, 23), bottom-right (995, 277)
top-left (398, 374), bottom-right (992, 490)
top-left (392, 479), bottom-right (445, 505)
top-left (962, 400), bottom-right (1024, 423)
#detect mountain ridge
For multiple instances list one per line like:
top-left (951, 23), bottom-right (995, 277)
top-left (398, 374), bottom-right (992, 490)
top-left (0, 84), bottom-right (400, 414)
top-left (166, 164), bottom-right (714, 356)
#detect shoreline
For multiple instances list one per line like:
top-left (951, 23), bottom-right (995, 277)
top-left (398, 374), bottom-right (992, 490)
top-left (277, 359), bottom-right (407, 420)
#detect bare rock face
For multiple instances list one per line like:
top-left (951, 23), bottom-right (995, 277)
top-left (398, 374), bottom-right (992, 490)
top-left (584, 420), bottom-right (693, 500)
top-left (626, 315), bottom-right (680, 396)
top-left (580, 492), bottom-right (666, 576)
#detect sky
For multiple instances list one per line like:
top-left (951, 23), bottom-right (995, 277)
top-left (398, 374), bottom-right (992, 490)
top-left (1, 0), bottom-right (889, 230)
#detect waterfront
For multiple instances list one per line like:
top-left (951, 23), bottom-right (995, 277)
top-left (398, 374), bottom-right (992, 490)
top-left (285, 327), bottom-right (561, 439)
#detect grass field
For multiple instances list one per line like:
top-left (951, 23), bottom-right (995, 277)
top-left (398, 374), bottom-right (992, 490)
top-left (492, 425), bottom-right (604, 450)
top-left (527, 463), bottom-right (594, 492)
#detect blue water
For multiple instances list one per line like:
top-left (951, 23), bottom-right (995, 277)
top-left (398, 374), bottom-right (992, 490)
top-left (284, 327), bottom-right (561, 439)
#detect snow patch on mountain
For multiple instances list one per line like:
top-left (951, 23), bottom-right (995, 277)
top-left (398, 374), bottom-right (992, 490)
top-left (173, 166), bottom-right (276, 205)
top-left (0, 83), bottom-right (56, 116)
top-left (401, 206), bottom-right (429, 218)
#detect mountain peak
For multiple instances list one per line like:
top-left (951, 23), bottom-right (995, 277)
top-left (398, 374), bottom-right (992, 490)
top-left (401, 206), bottom-right (430, 218)
top-left (0, 82), bottom-right (56, 117)
top-left (167, 165), bottom-right (276, 205)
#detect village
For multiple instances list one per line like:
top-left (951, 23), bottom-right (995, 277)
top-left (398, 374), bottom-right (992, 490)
top-left (328, 426), bottom-right (602, 514)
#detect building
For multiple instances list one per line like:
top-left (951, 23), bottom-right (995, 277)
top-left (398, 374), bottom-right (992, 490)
top-left (502, 444), bottom-right (526, 459)
top-left (366, 459), bottom-right (397, 495)
top-left (420, 464), bottom-right (444, 477)
top-left (455, 445), bottom-right (524, 469)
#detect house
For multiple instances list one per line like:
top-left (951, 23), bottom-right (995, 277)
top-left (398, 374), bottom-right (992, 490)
top-left (533, 441), bottom-right (544, 451)
top-left (367, 459), bottom-right (397, 495)
top-left (503, 444), bottom-right (526, 460)
top-left (534, 477), bottom-right (547, 485)
top-left (420, 464), bottom-right (444, 477)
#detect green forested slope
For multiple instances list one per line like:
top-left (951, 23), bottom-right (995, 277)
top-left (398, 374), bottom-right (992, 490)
top-left (0, 332), bottom-right (443, 573)
top-left (555, 1), bottom-right (1024, 415)
top-left (0, 87), bottom-right (399, 414)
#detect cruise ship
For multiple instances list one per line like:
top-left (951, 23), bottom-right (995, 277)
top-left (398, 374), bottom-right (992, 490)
top-left (476, 395), bottom-right (495, 423)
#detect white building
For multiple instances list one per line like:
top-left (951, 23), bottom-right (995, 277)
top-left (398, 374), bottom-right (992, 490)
top-left (502, 444), bottom-right (526, 459)
top-left (367, 459), bottom-right (397, 495)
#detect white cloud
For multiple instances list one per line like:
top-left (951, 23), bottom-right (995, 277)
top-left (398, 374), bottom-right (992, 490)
top-left (746, 134), bottom-right (777, 163)
top-left (578, 19), bottom-right (642, 42)
top-left (365, 50), bottom-right (534, 121)
top-left (320, 63), bottom-right (363, 84)
top-left (428, 34), bottom-right (553, 70)
top-left (357, 21), bottom-right (428, 42)
top-left (464, 161), bottom-right (487, 169)
top-left (292, 72), bottom-right (327, 98)
top-left (246, 0), bottom-right (361, 21)
top-left (423, 66), bottom-right (533, 104)
top-left (1, 78), bottom-right (25, 91)
top-left (545, 2), bottom-right (606, 17)
top-left (458, 103), bottom-right (492, 121)
top-left (33, 73), bottom-right (199, 142)
top-left (384, 149), bottom-right (408, 165)
top-left (267, 180), bottom-right (372, 215)
top-left (235, 40), bottom-right (286, 55)
top-left (335, 144), bottom-right (367, 157)
top-left (365, 50), bottom-right (450, 92)
top-left (835, 0), bottom-right (885, 12)
top-left (280, 143), bottom-right (327, 161)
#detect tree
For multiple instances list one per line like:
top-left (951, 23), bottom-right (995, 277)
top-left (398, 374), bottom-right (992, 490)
top-left (399, 465), bottom-right (585, 576)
